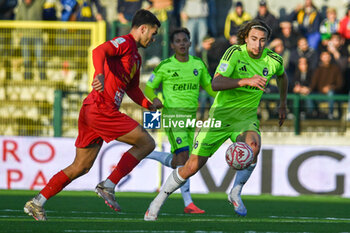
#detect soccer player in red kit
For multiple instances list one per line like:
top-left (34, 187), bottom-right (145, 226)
top-left (24, 9), bottom-right (161, 221)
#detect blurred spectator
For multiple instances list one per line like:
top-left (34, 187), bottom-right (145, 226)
top-left (224, 1), bottom-right (251, 44)
top-left (116, 0), bottom-right (143, 36)
top-left (268, 38), bottom-right (291, 92)
top-left (255, 0), bottom-right (279, 40)
top-left (289, 37), bottom-right (318, 78)
top-left (42, 0), bottom-right (57, 20)
top-left (0, 0), bottom-right (17, 80)
top-left (144, 0), bottom-right (173, 67)
top-left (16, 0), bottom-right (46, 80)
top-left (200, 36), bottom-right (230, 76)
top-left (289, 0), bottom-right (322, 49)
top-left (198, 35), bottom-right (230, 120)
top-left (293, 57), bottom-right (312, 95)
top-left (324, 33), bottom-right (348, 73)
top-left (292, 57), bottom-right (314, 117)
top-left (264, 38), bottom-right (291, 117)
top-left (338, 7), bottom-right (350, 42)
top-left (147, 0), bottom-right (173, 24)
top-left (180, 0), bottom-right (209, 55)
top-left (61, 0), bottom-right (104, 22)
top-left (309, 51), bottom-right (344, 119)
top-left (276, 21), bottom-right (301, 51)
top-left (172, 0), bottom-right (181, 27)
top-left (319, 7), bottom-right (339, 47)
top-left (0, 0), bottom-right (17, 19)
top-left (207, 0), bottom-right (217, 37)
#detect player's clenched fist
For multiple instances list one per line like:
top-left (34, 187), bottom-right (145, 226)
top-left (92, 74), bottom-right (105, 92)
top-left (152, 98), bottom-right (163, 109)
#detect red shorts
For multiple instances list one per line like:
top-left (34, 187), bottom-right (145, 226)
top-left (75, 103), bottom-right (139, 148)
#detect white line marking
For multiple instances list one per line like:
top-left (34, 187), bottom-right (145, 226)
top-left (64, 231), bottom-right (187, 233)
top-left (1, 209), bottom-right (350, 222)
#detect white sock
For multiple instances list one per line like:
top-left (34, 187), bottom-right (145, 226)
top-left (33, 194), bottom-right (47, 207)
top-left (177, 165), bottom-right (193, 207)
top-left (146, 151), bottom-right (173, 168)
top-left (230, 163), bottom-right (256, 197)
top-left (103, 179), bottom-right (116, 189)
top-left (149, 168), bottom-right (186, 214)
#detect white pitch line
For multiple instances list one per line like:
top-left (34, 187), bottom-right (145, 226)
top-left (64, 231), bottom-right (187, 233)
top-left (269, 216), bottom-right (350, 221)
top-left (1, 209), bottom-right (350, 222)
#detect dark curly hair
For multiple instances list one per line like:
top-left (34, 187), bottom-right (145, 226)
top-left (170, 27), bottom-right (191, 43)
top-left (237, 19), bottom-right (271, 45)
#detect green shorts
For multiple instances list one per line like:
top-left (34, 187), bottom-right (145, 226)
top-left (192, 118), bottom-right (260, 157)
top-left (164, 126), bottom-right (195, 154)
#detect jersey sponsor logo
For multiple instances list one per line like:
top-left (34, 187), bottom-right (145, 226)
top-left (171, 72), bottom-right (179, 77)
top-left (193, 69), bottom-right (198, 76)
top-left (173, 83), bottom-right (198, 91)
top-left (239, 65), bottom-right (247, 72)
top-left (167, 69), bottom-right (180, 73)
top-left (263, 67), bottom-right (269, 76)
top-left (238, 60), bottom-right (249, 65)
top-left (218, 63), bottom-right (228, 72)
top-left (110, 37), bottom-right (126, 48)
top-left (149, 73), bottom-right (156, 82)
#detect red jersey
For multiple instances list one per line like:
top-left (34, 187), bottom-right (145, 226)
top-left (339, 16), bottom-right (350, 40)
top-left (84, 34), bottom-right (151, 110)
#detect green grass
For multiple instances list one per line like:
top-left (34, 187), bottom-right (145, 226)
top-left (0, 190), bottom-right (349, 233)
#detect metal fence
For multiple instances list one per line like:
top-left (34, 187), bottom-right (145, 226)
top-left (0, 20), bottom-right (105, 136)
top-left (1, 20), bottom-right (349, 138)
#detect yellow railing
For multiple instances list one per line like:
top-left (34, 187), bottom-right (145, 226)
top-left (0, 20), bottom-right (105, 136)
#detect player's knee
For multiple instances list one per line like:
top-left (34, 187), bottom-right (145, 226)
top-left (69, 164), bottom-right (91, 179)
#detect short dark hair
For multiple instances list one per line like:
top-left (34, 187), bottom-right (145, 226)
top-left (132, 9), bottom-right (161, 28)
top-left (237, 19), bottom-right (271, 45)
top-left (170, 28), bottom-right (190, 43)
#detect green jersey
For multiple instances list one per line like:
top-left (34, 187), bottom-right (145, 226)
top-left (210, 44), bottom-right (284, 123)
top-left (146, 55), bottom-right (212, 113)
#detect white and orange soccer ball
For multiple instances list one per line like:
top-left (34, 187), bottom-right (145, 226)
top-left (225, 142), bottom-right (254, 170)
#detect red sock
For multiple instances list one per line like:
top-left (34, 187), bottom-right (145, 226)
top-left (40, 170), bottom-right (71, 200)
top-left (107, 152), bottom-right (140, 185)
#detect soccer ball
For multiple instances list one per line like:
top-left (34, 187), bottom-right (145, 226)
top-left (225, 142), bottom-right (254, 170)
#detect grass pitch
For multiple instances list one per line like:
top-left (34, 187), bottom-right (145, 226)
top-left (0, 190), bottom-right (349, 233)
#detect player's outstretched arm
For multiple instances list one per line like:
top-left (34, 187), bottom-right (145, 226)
top-left (144, 85), bottom-right (163, 109)
top-left (212, 73), bottom-right (267, 91)
top-left (126, 86), bottom-right (154, 110)
top-left (276, 72), bottom-right (288, 127)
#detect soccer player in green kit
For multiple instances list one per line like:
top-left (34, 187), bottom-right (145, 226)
top-left (144, 19), bottom-right (288, 220)
top-left (144, 27), bottom-right (216, 214)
